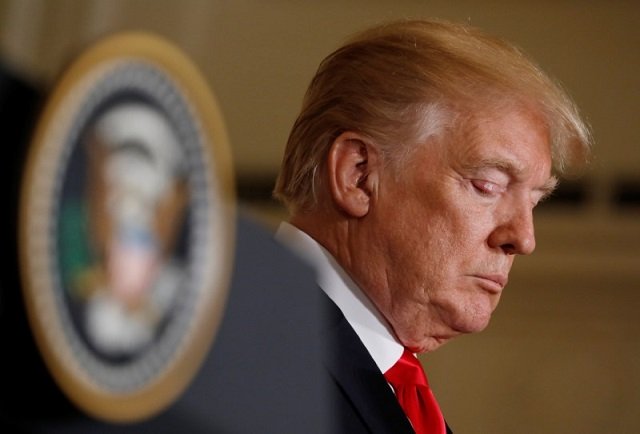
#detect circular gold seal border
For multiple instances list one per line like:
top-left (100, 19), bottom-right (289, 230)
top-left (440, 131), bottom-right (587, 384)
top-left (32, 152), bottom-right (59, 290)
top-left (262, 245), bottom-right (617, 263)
top-left (19, 32), bottom-right (236, 423)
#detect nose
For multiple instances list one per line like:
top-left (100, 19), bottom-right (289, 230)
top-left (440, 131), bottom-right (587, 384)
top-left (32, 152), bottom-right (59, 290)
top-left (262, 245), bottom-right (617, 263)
top-left (488, 204), bottom-right (536, 256)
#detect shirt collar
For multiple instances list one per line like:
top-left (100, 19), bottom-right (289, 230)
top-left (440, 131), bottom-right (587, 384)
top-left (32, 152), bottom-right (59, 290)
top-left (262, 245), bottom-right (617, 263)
top-left (275, 222), bottom-right (404, 373)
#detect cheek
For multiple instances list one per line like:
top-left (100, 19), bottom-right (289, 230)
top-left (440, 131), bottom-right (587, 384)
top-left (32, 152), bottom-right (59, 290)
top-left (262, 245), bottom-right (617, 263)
top-left (383, 217), bottom-right (454, 299)
top-left (445, 200), bottom-right (497, 254)
top-left (377, 181), bottom-right (492, 287)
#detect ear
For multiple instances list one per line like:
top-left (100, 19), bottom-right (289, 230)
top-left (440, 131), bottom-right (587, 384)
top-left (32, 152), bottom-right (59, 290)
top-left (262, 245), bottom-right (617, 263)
top-left (327, 131), bottom-right (379, 218)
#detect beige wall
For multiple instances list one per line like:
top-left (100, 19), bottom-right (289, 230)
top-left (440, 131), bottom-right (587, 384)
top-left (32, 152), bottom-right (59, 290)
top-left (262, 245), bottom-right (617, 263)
top-left (1, 1), bottom-right (639, 433)
top-left (2, 0), bottom-right (639, 179)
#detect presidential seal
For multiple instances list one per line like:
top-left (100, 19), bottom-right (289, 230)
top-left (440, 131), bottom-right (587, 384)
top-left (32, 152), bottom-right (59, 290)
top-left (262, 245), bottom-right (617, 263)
top-left (19, 32), bottom-right (235, 422)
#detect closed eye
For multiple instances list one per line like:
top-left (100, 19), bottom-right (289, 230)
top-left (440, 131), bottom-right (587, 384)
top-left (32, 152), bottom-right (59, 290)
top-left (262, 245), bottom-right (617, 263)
top-left (471, 179), bottom-right (506, 196)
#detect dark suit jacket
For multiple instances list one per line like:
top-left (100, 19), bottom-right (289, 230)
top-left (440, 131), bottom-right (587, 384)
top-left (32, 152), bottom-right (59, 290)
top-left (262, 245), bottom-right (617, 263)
top-left (320, 266), bottom-right (453, 434)
top-left (321, 288), bottom-right (415, 433)
top-left (3, 214), bottom-right (452, 433)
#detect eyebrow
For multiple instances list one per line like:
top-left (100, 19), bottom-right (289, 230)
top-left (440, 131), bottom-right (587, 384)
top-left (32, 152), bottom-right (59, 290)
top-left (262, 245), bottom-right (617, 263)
top-left (537, 176), bottom-right (559, 201)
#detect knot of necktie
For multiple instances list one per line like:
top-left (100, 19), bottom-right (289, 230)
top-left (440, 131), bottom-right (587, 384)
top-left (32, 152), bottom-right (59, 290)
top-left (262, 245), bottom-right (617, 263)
top-left (384, 349), bottom-right (446, 434)
top-left (384, 348), bottom-right (429, 387)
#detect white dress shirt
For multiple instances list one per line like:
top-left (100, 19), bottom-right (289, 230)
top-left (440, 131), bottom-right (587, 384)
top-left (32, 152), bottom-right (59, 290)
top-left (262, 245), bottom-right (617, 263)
top-left (275, 222), bottom-right (404, 374)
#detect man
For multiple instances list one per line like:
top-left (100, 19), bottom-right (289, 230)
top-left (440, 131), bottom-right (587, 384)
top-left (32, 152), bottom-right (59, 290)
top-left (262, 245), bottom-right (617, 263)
top-left (273, 18), bottom-right (591, 433)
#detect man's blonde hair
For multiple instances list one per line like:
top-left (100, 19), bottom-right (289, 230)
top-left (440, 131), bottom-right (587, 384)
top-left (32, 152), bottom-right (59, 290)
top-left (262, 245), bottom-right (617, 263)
top-left (274, 19), bottom-right (591, 213)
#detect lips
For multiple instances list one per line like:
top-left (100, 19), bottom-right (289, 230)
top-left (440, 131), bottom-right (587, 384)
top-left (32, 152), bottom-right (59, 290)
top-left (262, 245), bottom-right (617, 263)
top-left (473, 274), bottom-right (508, 294)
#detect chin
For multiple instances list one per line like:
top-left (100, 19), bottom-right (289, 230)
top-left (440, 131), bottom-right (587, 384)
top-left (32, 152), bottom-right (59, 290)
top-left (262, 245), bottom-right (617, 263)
top-left (398, 301), bottom-right (493, 353)
top-left (400, 330), bottom-right (458, 354)
top-left (445, 294), bottom-right (496, 334)
top-left (450, 311), bottom-right (493, 334)
top-left (412, 336), bottom-right (451, 354)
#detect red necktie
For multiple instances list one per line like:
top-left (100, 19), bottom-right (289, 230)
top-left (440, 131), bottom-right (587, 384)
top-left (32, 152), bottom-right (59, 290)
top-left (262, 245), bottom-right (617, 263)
top-left (384, 349), bottom-right (446, 434)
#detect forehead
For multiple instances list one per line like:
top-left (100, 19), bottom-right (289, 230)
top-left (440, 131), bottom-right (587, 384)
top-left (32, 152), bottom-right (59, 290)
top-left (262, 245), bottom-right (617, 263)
top-left (447, 107), bottom-right (553, 178)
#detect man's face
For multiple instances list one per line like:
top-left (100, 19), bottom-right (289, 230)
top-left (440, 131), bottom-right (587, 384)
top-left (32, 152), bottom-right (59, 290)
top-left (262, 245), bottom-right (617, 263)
top-left (354, 106), bottom-right (555, 353)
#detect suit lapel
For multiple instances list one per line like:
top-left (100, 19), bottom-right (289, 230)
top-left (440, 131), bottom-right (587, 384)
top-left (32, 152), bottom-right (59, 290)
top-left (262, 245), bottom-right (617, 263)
top-left (320, 293), bottom-right (415, 434)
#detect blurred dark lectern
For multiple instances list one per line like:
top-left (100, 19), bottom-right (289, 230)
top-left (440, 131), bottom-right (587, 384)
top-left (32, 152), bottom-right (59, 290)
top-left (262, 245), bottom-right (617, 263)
top-left (0, 36), bottom-right (333, 433)
top-left (2, 212), bottom-right (333, 433)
